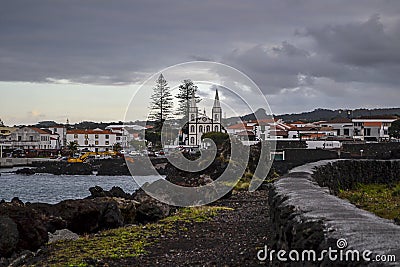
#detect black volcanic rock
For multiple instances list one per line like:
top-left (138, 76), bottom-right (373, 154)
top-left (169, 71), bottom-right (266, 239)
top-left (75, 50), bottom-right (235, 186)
top-left (31, 161), bottom-right (92, 175)
top-left (0, 216), bottom-right (19, 257)
top-left (87, 186), bottom-right (134, 200)
top-left (0, 202), bottom-right (48, 253)
top-left (15, 168), bottom-right (36, 175)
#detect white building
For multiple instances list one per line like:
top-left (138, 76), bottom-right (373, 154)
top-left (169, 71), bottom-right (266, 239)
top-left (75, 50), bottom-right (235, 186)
top-left (319, 118), bottom-right (354, 138)
top-left (287, 126), bottom-right (337, 140)
top-left (45, 126), bottom-right (67, 149)
top-left (105, 124), bottom-right (146, 148)
top-left (352, 116), bottom-right (398, 141)
top-left (187, 89), bottom-right (224, 146)
top-left (9, 127), bottom-right (53, 150)
top-left (66, 129), bottom-right (117, 152)
top-left (255, 119), bottom-right (292, 140)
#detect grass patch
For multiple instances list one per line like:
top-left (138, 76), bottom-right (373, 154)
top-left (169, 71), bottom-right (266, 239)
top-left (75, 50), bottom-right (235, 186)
top-left (233, 171), bottom-right (279, 191)
top-left (338, 182), bottom-right (400, 221)
top-left (37, 206), bottom-right (231, 267)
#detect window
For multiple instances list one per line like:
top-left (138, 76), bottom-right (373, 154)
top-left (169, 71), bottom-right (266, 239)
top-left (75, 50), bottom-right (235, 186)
top-left (191, 114), bottom-right (195, 121)
top-left (199, 126), bottom-right (203, 133)
top-left (105, 141), bottom-right (109, 145)
top-left (74, 134), bottom-right (78, 138)
top-left (95, 141), bottom-right (99, 145)
top-left (214, 125), bottom-right (218, 132)
top-left (105, 135), bottom-right (109, 139)
top-left (95, 134), bottom-right (99, 139)
top-left (344, 129), bottom-right (350, 136)
top-left (116, 136), bottom-right (120, 140)
top-left (190, 125), bottom-right (195, 132)
top-left (84, 140), bottom-right (88, 145)
top-left (29, 136), bottom-right (34, 141)
top-left (384, 130), bottom-right (388, 135)
top-left (18, 136), bottom-right (21, 141)
top-left (206, 125), bottom-right (210, 132)
top-left (214, 114), bottom-right (219, 121)
top-left (364, 128), bottom-right (371, 136)
top-left (84, 134), bottom-right (88, 139)
top-left (190, 137), bottom-right (195, 144)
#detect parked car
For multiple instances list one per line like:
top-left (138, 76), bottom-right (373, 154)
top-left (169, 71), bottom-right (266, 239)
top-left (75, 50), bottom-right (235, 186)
top-left (147, 150), bottom-right (156, 157)
top-left (129, 151), bottom-right (141, 157)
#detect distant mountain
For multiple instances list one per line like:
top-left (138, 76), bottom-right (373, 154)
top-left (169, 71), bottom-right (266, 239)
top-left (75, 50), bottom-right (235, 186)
top-left (275, 108), bottom-right (400, 122)
top-left (226, 107), bottom-right (400, 125)
top-left (31, 107), bottom-right (400, 130)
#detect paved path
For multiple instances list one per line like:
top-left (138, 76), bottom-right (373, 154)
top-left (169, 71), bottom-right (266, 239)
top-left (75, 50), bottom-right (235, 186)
top-left (116, 190), bottom-right (271, 266)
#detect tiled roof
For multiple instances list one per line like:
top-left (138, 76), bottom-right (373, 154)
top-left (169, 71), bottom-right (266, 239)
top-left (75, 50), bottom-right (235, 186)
top-left (30, 127), bottom-right (50, 134)
top-left (67, 129), bottom-right (114, 135)
top-left (325, 118), bottom-right (352, 123)
top-left (227, 123), bottom-right (253, 130)
top-left (289, 126), bottom-right (320, 131)
top-left (236, 130), bottom-right (255, 136)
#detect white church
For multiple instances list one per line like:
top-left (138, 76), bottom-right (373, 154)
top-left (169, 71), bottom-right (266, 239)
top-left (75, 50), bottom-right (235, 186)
top-left (185, 89), bottom-right (224, 146)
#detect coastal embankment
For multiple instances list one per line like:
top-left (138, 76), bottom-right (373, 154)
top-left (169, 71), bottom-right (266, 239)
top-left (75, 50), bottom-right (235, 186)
top-left (0, 158), bottom-right (54, 168)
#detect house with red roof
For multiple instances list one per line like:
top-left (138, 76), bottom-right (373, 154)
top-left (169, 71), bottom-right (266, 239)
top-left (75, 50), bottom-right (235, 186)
top-left (9, 127), bottom-right (54, 150)
top-left (319, 118), bottom-right (354, 138)
top-left (352, 116), bottom-right (398, 141)
top-left (66, 128), bottom-right (117, 152)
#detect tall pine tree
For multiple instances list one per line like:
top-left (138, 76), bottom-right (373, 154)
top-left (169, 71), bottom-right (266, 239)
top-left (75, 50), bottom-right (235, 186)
top-left (149, 74), bottom-right (173, 131)
top-left (176, 79), bottom-right (201, 122)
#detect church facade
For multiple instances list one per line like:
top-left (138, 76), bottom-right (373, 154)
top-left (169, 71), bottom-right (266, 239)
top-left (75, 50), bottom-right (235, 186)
top-left (186, 89), bottom-right (223, 146)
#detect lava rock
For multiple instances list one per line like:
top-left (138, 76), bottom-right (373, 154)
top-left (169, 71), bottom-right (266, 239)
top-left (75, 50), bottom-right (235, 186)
top-left (0, 203), bottom-right (48, 253)
top-left (32, 161), bottom-right (92, 175)
top-left (87, 186), bottom-right (134, 200)
top-left (51, 199), bottom-right (102, 234)
top-left (134, 190), bottom-right (170, 223)
top-left (15, 168), bottom-right (36, 175)
top-left (0, 216), bottom-right (19, 257)
top-left (48, 229), bottom-right (79, 244)
top-left (113, 198), bottom-right (139, 224)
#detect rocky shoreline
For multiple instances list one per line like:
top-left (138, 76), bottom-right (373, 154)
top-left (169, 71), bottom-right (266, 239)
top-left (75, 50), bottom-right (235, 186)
top-left (13, 158), bottom-right (169, 176)
top-left (0, 186), bottom-right (172, 266)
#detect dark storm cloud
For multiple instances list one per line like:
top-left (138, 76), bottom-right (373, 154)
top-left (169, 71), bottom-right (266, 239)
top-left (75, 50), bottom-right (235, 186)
top-left (1, 0), bottom-right (400, 113)
top-left (222, 14), bottom-right (400, 97)
top-left (306, 14), bottom-right (400, 66)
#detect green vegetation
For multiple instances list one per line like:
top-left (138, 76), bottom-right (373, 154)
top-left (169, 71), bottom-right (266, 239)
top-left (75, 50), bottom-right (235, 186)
top-left (389, 119), bottom-right (400, 139)
top-left (201, 132), bottom-right (229, 148)
top-left (339, 182), bottom-right (400, 221)
top-left (233, 171), bottom-right (279, 191)
top-left (66, 141), bottom-right (78, 156)
top-left (38, 206), bottom-right (231, 267)
top-left (149, 73), bottom-right (173, 132)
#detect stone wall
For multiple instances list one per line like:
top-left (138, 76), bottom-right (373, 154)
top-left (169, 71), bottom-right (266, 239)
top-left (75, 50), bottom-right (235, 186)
top-left (313, 160), bottom-right (400, 195)
top-left (268, 160), bottom-right (400, 266)
top-left (269, 149), bottom-right (339, 176)
top-left (342, 143), bottom-right (400, 159)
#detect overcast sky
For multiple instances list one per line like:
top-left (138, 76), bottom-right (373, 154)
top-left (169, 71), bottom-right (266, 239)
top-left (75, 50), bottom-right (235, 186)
top-left (1, 0), bottom-right (400, 124)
